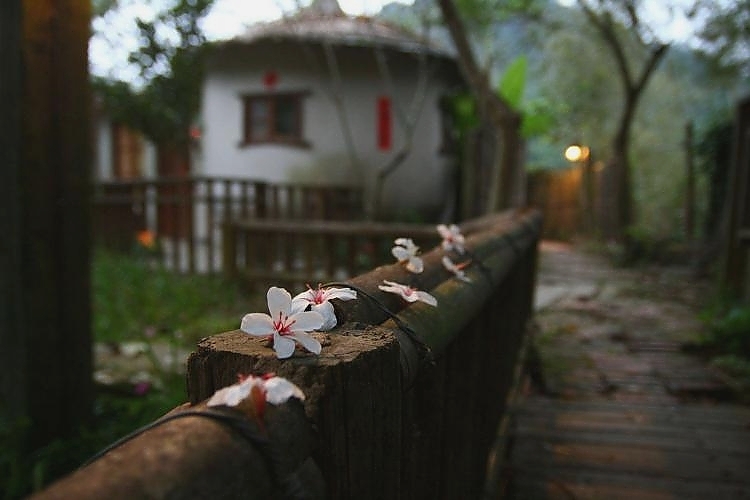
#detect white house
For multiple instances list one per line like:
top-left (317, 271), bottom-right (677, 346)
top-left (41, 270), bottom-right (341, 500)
top-left (199, 0), bottom-right (464, 220)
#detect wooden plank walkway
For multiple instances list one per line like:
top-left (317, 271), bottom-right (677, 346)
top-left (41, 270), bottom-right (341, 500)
top-left (501, 242), bottom-right (750, 499)
top-left (507, 398), bottom-right (750, 499)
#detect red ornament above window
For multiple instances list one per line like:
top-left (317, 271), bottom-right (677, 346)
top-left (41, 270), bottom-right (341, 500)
top-left (263, 71), bottom-right (279, 89)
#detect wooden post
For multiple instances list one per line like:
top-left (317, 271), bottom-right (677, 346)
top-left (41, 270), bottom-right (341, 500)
top-left (685, 121), bottom-right (695, 243)
top-left (0, 0), bottom-right (92, 448)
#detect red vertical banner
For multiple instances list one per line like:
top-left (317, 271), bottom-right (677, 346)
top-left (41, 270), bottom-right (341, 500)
top-left (377, 96), bottom-right (392, 151)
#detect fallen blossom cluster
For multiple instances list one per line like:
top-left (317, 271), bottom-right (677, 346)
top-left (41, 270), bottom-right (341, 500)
top-left (238, 225), bottom-right (473, 359)
top-left (241, 285), bottom-right (355, 359)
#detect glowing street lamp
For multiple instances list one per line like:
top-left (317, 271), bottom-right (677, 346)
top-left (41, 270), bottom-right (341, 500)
top-left (564, 144), bottom-right (590, 163)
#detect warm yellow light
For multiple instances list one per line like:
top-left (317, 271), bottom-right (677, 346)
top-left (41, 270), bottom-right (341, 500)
top-left (564, 144), bottom-right (590, 162)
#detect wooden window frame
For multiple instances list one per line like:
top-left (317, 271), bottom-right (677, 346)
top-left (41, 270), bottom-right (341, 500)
top-left (240, 91), bottom-right (310, 148)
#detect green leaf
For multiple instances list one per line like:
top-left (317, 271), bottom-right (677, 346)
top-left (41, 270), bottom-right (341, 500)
top-left (521, 113), bottom-right (553, 137)
top-left (452, 94), bottom-right (480, 132)
top-left (520, 98), bottom-right (555, 137)
top-left (497, 56), bottom-right (527, 109)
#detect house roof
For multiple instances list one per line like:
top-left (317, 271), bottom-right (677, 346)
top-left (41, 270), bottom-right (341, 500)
top-left (222, 0), bottom-right (453, 60)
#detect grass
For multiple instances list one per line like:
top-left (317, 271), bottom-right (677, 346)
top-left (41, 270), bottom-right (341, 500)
top-left (1, 249), bottom-right (261, 499)
top-left (696, 298), bottom-right (750, 402)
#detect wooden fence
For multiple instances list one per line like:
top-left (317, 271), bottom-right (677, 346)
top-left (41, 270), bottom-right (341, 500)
top-left (527, 165), bottom-right (603, 240)
top-left (33, 209), bottom-right (542, 500)
top-left (223, 218), bottom-right (443, 291)
top-left (92, 176), bottom-right (363, 273)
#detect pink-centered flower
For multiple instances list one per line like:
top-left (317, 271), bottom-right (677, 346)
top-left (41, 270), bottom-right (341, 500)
top-left (240, 287), bottom-right (325, 359)
top-left (291, 284), bottom-right (357, 331)
top-left (437, 224), bottom-right (466, 254)
top-left (391, 237), bottom-right (424, 273)
top-left (378, 280), bottom-right (437, 307)
top-left (207, 373), bottom-right (305, 422)
top-left (442, 256), bottom-right (472, 283)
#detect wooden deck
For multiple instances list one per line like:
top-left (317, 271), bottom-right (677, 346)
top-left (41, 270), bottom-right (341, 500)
top-left (501, 243), bottom-right (750, 500)
top-left (506, 397), bottom-right (750, 499)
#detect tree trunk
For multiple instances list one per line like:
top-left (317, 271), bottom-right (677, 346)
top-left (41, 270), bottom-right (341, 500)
top-left (437, 0), bottom-right (524, 214)
top-left (0, 0), bottom-right (93, 450)
top-left (578, 0), bottom-right (669, 242)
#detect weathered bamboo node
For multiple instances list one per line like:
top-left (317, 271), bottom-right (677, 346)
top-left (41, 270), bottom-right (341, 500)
top-left (34, 208), bottom-right (542, 500)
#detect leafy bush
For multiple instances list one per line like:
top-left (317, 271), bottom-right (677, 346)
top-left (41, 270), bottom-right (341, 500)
top-left (702, 304), bottom-right (750, 356)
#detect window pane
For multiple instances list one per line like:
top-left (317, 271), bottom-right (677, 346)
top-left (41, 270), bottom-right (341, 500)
top-left (250, 99), bottom-right (270, 141)
top-left (275, 97), bottom-right (298, 137)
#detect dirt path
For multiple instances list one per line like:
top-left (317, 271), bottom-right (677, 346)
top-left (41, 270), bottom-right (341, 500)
top-left (504, 241), bottom-right (750, 499)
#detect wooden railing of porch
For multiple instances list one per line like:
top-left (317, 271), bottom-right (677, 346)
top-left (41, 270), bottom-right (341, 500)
top-left (92, 176), bottom-right (363, 273)
top-left (33, 209), bottom-right (542, 500)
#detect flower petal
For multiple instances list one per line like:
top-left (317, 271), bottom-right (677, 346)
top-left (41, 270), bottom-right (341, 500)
top-left (290, 310), bottom-right (325, 332)
top-left (378, 281), bottom-right (404, 295)
top-left (273, 334), bottom-right (297, 359)
top-left (264, 377), bottom-right (305, 405)
top-left (442, 255), bottom-right (457, 272)
top-left (312, 301), bottom-right (337, 331)
top-left (240, 313), bottom-right (275, 337)
top-left (207, 381), bottom-right (251, 407)
top-left (416, 291), bottom-right (438, 306)
top-left (291, 332), bottom-right (322, 355)
top-left (267, 286), bottom-right (292, 319)
top-left (382, 279), bottom-right (402, 288)
top-left (406, 257), bottom-right (424, 273)
top-left (290, 293), bottom-right (311, 314)
top-left (323, 287), bottom-right (357, 302)
top-left (391, 246), bottom-right (411, 262)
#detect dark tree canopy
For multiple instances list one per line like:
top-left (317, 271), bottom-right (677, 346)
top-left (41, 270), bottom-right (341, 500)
top-left (698, 0), bottom-right (750, 78)
top-left (94, 0), bottom-right (213, 145)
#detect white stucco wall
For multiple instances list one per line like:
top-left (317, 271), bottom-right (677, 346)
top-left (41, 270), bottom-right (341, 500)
top-left (201, 40), bottom-right (463, 220)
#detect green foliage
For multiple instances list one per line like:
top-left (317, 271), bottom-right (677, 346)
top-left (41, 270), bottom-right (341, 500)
top-left (454, 0), bottom-right (543, 26)
top-left (498, 56), bottom-right (527, 109)
top-left (91, 0), bottom-right (119, 16)
top-left (93, 249), bottom-right (253, 345)
top-left (449, 93), bottom-right (480, 138)
top-left (701, 304), bottom-right (750, 356)
top-left (0, 374), bottom-right (187, 499)
top-left (2, 250), bottom-right (259, 497)
top-left (695, 117), bottom-right (734, 238)
top-left (697, 0), bottom-right (750, 78)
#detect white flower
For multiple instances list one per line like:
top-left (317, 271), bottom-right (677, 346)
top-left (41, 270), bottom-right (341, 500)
top-left (240, 287), bottom-right (325, 359)
top-left (207, 374), bottom-right (305, 410)
top-left (437, 224), bottom-right (466, 254)
top-left (291, 284), bottom-right (357, 331)
top-left (391, 237), bottom-right (424, 273)
top-left (378, 279), bottom-right (437, 307)
top-left (264, 375), bottom-right (306, 404)
top-left (442, 256), bottom-right (472, 283)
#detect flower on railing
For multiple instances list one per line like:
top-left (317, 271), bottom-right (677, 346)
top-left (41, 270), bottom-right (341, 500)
top-left (292, 284), bottom-right (357, 331)
top-left (241, 287), bottom-right (324, 359)
top-left (442, 256), bottom-right (472, 283)
top-left (207, 373), bottom-right (305, 424)
top-left (437, 224), bottom-right (466, 254)
top-left (391, 237), bottom-right (424, 273)
top-left (378, 280), bottom-right (437, 307)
